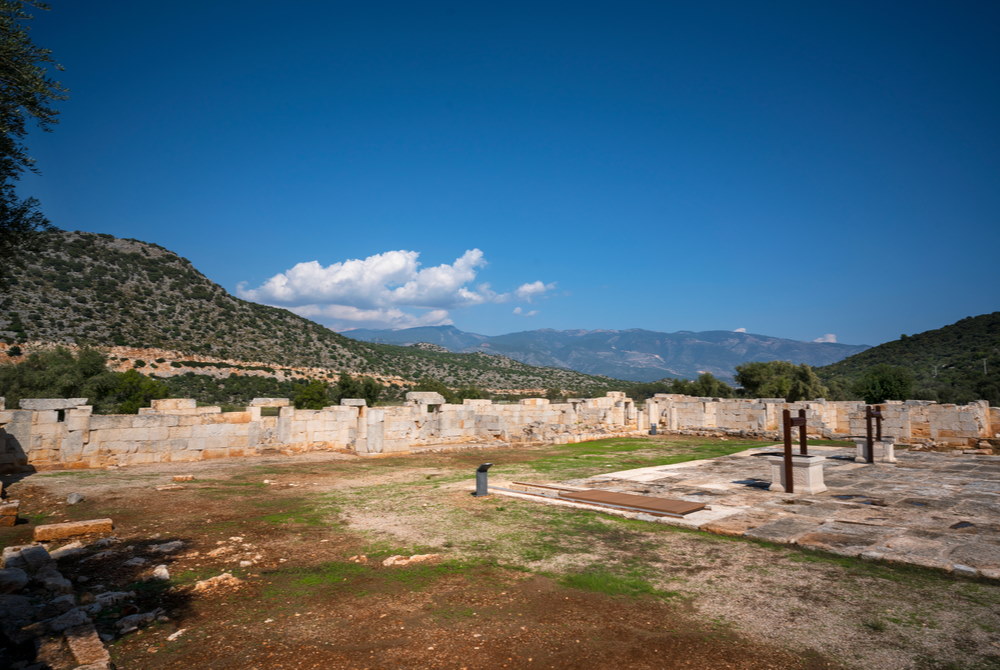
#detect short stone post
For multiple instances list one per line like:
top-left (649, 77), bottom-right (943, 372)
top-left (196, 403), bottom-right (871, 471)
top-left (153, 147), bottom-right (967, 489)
top-left (766, 454), bottom-right (828, 494)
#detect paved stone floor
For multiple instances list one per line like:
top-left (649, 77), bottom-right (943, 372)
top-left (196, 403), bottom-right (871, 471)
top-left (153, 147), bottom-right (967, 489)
top-left (571, 446), bottom-right (1000, 578)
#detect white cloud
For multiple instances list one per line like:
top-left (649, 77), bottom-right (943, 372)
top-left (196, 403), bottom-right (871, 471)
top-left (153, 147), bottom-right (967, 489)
top-left (514, 280), bottom-right (556, 302)
top-left (513, 307), bottom-right (538, 317)
top-left (238, 249), bottom-right (554, 330)
top-left (734, 327), bottom-right (747, 333)
top-left (813, 333), bottom-right (838, 343)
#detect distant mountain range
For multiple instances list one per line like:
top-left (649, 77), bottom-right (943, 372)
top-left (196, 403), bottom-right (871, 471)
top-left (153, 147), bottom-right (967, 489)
top-left (344, 326), bottom-right (870, 381)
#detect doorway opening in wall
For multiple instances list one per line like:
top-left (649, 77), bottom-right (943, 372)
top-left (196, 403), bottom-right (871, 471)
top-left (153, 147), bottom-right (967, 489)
top-left (56, 410), bottom-right (65, 422)
top-left (427, 404), bottom-right (440, 413)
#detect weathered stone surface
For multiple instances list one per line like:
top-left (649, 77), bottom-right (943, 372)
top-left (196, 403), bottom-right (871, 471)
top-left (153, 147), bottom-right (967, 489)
top-left (116, 608), bottom-right (163, 633)
top-left (172, 474), bottom-right (194, 482)
top-left (0, 567), bottom-right (28, 593)
top-left (66, 492), bottom-right (85, 505)
top-left (0, 594), bottom-right (35, 630)
top-left (65, 622), bottom-right (111, 666)
top-left (382, 553), bottom-right (442, 567)
top-left (2, 544), bottom-right (52, 572)
top-left (49, 541), bottom-right (85, 561)
top-left (34, 519), bottom-right (114, 542)
top-left (49, 607), bottom-right (90, 633)
top-left (796, 522), bottom-right (894, 556)
top-left (150, 564), bottom-right (170, 581)
top-left (742, 517), bottom-right (823, 543)
top-left (150, 540), bottom-right (184, 554)
top-left (699, 511), bottom-right (777, 536)
top-left (19, 398), bottom-right (87, 410)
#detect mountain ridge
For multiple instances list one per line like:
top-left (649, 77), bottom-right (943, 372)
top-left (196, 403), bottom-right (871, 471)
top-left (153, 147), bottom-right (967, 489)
top-left (344, 325), bottom-right (870, 381)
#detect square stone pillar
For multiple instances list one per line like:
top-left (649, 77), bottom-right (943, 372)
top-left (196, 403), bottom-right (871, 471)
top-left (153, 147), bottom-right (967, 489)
top-left (853, 438), bottom-right (896, 463)
top-left (765, 454), bottom-right (827, 494)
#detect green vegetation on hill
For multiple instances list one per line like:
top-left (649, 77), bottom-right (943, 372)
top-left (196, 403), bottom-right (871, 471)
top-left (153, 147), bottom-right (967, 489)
top-left (817, 313), bottom-right (1000, 405)
top-left (0, 347), bottom-right (168, 413)
top-left (0, 230), bottom-right (621, 394)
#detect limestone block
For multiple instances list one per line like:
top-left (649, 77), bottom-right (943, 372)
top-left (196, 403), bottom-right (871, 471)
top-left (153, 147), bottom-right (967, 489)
top-left (406, 391), bottom-right (446, 404)
top-left (249, 397), bottom-right (291, 407)
top-left (131, 414), bottom-right (178, 429)
top-left (766, 455), bottom-right (827, 494)
top-left (34, 519), bottom-right (114, 542)
top-left (341, 398), bottom-right (367, 407)
top-left (19, 399), bottom-right (88, 411)
top-left (151, 398), bottom-right (197, 411)
top-left (853, 438), bottom-right (897, 463)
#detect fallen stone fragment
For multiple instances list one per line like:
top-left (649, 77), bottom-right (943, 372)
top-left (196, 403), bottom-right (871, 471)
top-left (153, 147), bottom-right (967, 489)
top-left (172, 474), bottom-right (195, 482)
top-left (89, 537), bottom-right (118, 549)
top-left (381, 554), bottom-right (442, 568)
top-left (95, 591), bottom-right (135, 608)
top-left (348, 554), bottom-right (368, 564)
top-left (34, 519), bottom-right (114, 542)
top-left (150, 565), bottom-right (170, 581)
top-left (964, 448), bottom-right (992, 455)
top-left (48, 607), bottom-right (91, 633)
top-left (150, 540), bottom-right (184, 554)
top-left (123, 557), bottom-right (148, 567)
top-left (166, 628), bottom-right (187, 641)
top-left (35, 566), bottom-right (74, 594)
top-left (0, 594), bottom-right (35, 630)
top-left (0, 499), bottom-right (19, 526)
top-left (2, 544), bottom-right (52, 572)
top-left (48, 594), bottom-right (77, 614)
top-left (65, 622), bottom-right (111, 667)
top-left (66, 492), bottom-right (86, 505)
top-left (155, 484), bottom-right (185, 491)
top-left (191, 573), bottom-right (243, 593)
top-left (0, 568), bottom-right (28, 594)
top-left (50, 541), bottom-right (86, 561)
top-left (116, 608), bottom-right (163, 633)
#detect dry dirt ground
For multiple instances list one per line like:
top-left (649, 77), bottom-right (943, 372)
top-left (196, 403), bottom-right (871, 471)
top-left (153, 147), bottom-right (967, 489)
top-left (3, 436), bottom-right (1000, 670)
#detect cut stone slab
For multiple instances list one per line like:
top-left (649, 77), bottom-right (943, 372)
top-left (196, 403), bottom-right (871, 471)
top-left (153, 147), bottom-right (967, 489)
top-left (795, 522), bottom-right (895, 556)
top-left (65, 623), bottom-right (111, 666)
top-left (34, 519), bottom-right (114, 542)
top-left (18, 398), bottom-right (87, 410)
top-left (948, 541), bottom-right (1000, 571)
top-left (744, 517), bottom-right (824, 543)
top-left (2, 544), bottom-right (52, 572)
top-left (700, 510), bottom-right (782, 537)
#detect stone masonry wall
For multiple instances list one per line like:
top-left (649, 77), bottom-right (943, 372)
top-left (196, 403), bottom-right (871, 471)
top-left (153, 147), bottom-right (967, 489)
top-left (0, 392), bottom-right (642, 471)
top-left (0, 391), bottom-right (995, 472)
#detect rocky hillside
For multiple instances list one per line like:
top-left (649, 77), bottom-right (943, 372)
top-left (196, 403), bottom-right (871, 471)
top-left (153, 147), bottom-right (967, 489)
top-left (346, 325), bottom-right (870, 381)
top-left (818, 312), bottom-right (1000, 405)
top-left (0, 231), bottom-right (619, 394)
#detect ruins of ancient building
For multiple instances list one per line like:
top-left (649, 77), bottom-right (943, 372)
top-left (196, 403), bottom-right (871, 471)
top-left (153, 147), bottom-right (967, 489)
top-left (0, 392), bottom-right (995, 471)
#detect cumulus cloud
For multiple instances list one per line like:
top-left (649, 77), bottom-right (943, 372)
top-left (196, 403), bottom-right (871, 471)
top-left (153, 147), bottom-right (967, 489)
top-left (513, 307), bottom-right (539, 317)
top-left (734, 327), bottom-right (747, 333)
top-left (813, 333), bottom-right (838, 343)
top-left (237, 249), bottom-right (553, 330)
top-left (514, 281), bottom-right (556, 302)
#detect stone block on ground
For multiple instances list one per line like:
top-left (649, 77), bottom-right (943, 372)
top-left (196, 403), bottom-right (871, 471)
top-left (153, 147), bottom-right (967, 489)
top-left (2, 544), bottom-right (52, 572)
top-left (0, 567), bottom-right (28, 593)
top-left (65, 623), bottom-right (111, 667)
top-left (743, 517), bottom-right (824, 543)
top-left (34, 519), bottom-right (114, 542)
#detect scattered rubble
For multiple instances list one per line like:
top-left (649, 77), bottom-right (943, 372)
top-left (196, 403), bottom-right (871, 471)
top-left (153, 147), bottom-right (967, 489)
top-left (382, 553), bottom-right (442, 568)
top-left (192, 572), bottom-right (244, 593)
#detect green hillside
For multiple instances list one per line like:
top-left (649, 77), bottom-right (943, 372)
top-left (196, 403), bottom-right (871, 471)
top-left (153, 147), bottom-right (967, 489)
top-left (0, 230), bottom-right (620, 394)
top-left (817, 312), bottom-right (1000, 405)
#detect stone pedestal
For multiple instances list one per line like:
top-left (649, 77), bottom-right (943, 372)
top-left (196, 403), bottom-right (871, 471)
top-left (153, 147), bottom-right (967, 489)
top-left (765, 454), bottom-right (827, 494)
top-left (853, 438), bottom-right (896, 463)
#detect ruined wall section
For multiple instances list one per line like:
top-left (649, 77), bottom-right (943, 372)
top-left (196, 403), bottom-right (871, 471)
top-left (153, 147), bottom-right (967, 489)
top-left (649, 395), bottom-right (993, 445)
top-left (0, 392), bottom-right (643, 470)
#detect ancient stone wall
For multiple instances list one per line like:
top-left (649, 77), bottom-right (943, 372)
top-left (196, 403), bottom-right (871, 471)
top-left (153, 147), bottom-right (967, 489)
top-left (0, 392), bottom-right (642, 471)
top-left (647, 395), bottom-right (994, 445)
top-left (0, 392), bottom-right (995, 472)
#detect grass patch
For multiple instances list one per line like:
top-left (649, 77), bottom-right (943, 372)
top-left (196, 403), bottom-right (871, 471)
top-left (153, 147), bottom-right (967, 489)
top-left (264, 557), bottom-right (477, 600)
top-left (558, 566), bottom-right (677, 599)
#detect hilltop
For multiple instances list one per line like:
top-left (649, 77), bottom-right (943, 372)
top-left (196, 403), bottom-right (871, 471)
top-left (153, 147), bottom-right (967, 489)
top-left (0, 231), bottom-right (619, 394)
top-left (818, 312), bottom-right (1000, 404)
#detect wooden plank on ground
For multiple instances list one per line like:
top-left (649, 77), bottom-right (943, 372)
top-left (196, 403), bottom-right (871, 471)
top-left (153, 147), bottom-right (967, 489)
top-left (557, 490), bottom-right (706, 516)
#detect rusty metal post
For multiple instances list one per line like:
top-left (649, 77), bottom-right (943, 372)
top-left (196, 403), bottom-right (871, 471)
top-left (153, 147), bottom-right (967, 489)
top-left (864, 406), bottom-right (874, 463)
top-left (798, 409), bottom-right (808, 455)
top-left (782, 409), bottom-right (794, 494)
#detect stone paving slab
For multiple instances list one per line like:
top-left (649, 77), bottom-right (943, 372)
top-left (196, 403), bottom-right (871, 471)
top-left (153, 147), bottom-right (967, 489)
top-left (580, 446), bottom-right (1000, 578)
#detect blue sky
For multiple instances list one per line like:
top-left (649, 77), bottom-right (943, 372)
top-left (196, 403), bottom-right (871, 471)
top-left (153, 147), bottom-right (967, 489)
top-left (19, 1), bottom-right (999, 345)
